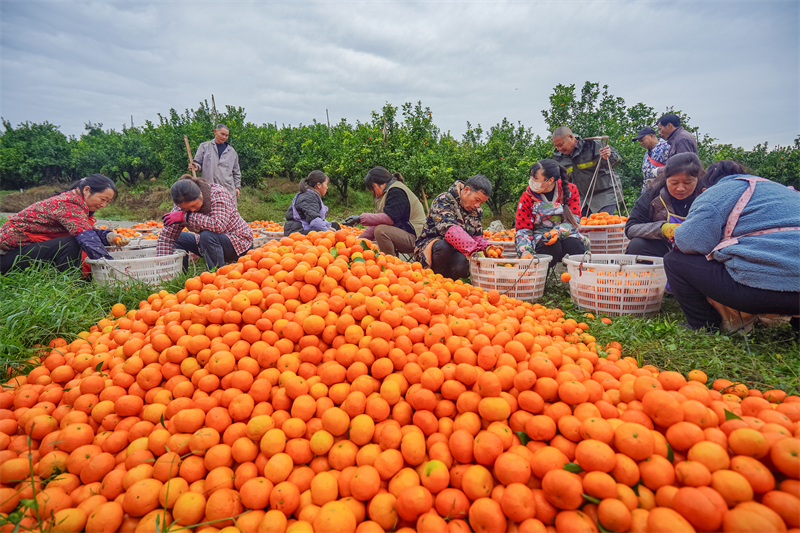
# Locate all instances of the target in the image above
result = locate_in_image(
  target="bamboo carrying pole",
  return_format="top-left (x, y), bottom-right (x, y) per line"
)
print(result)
top-left (184, 136), bottom-right (197, 178)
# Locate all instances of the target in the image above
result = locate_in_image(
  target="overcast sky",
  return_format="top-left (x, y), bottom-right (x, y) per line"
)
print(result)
top-left (1, 1), bottom-right (798, 149)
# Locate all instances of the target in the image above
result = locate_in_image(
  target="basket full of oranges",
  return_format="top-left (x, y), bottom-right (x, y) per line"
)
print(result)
top-left (483, 229), bottom-right (517, 257)
top-left (470, 247), bottom-right (552, 302)
top-left (562, 253), bottom-right (667, 316)
top-left (578, 212), bottom-right (630, 254)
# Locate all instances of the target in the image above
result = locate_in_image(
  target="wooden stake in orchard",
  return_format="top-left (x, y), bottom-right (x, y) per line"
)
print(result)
top-left (184, 135), bottom-right (197, 179)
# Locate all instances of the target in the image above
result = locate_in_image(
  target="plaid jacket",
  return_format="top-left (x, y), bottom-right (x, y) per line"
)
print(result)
top-left (157, 184), bottom-right (253, 256)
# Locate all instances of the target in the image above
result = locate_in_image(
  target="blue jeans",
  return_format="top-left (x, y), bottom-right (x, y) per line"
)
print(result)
top-left (175, 231), bottom-right (247, 270)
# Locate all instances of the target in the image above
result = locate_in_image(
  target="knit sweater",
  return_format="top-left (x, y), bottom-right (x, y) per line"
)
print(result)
top-left (673, 175), bottom-right (800, 292)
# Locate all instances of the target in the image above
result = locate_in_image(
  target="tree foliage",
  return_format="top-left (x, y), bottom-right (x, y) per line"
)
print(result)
top-left (2, 84), bottom-right (797, 212)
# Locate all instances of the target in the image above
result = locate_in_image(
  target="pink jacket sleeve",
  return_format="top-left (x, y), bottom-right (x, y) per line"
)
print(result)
top-left (359, 226), bottom-right (376, 241)
top-left (445, 225), bottom-right (480, 256)
top-left (361, 212), bottom-right (393, 226)
top-left (473, 234), bottom-right (489, 249)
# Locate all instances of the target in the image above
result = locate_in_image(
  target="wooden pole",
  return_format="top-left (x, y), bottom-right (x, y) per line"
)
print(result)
top-left (421, 187), bottom-right (430, 214)
top-left (211, 95), bottom-right (218, 125)
top-left (184, 136), bottom-right (197, 178)
top-left (326, 109), bottom-right (331, 136)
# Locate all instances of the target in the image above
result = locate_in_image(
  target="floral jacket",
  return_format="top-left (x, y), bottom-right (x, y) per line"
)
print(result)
top-left (514, 181), bottom-right (588, 256)
top-left (0, 188), bottom-right (112, 259)
top-left (414, 181), bottom-right (487, 268)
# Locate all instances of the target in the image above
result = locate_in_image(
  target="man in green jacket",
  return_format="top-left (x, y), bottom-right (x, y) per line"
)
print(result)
top-left (551, 126), bottom-right (622, 216)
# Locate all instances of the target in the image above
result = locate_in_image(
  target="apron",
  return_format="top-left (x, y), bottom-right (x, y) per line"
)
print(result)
top-left (706, 176), bottom-right (800, 261)
top-left (660, 196), bottom-right (687, 225)
top-left (291, 192), bottom-right (328, 232)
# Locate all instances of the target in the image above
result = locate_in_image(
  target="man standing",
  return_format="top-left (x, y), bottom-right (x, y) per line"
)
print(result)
top-left (633, 126), bottom-right (669, 191)
top-left (552, 126), bottom-right (622, 216)
top-left (189, 124), bottom-right (242, 201)
top-left (655, 113), bottom-right (698, 178)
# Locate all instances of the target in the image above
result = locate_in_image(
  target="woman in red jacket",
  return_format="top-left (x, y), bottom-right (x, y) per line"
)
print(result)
top-left (0, 174), bottom-right (125, 274)
top-left (514, 159), bottom-right (588, 264)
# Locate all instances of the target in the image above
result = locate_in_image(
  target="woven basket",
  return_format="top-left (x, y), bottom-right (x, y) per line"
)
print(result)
top-left (470, 255), bottom-right (552, 302)
top-left (87, 250), bottom-right (186, 288)
top-left (562, 253), bottom-right (667, 317)
top-left (579, 223), bottom-right (630, 254)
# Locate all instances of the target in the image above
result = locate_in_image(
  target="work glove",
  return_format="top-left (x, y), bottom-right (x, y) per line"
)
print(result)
top-left (106, 232), bottom-right (131, 247)
top-left (343, 215), bottom-right (361, 226)
top-left (163, 211), bottom-right (186, 226)
top-left (543, 230), bottom-right (559, 246)
top-left (331, 222), bottom-right (342, 231)
top-left (472, 251), bottom-right (486, 258)
top-left (661, 223), bottom-right (680, 239)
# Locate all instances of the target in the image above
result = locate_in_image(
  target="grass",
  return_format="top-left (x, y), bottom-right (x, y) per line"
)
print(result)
top-left (0, 261), bottom-right (203, 378)
top-left (537, 272), bottom-right (799, 394)
top-left (2, 178), bottom-right (379, 224)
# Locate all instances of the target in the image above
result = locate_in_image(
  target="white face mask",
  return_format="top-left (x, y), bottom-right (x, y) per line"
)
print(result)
top-left (529, 177), bottom-right (546, 193)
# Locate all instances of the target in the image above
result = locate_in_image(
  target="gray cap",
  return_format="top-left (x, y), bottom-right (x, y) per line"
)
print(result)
top-left (633, 127), bottom-right (656, 141)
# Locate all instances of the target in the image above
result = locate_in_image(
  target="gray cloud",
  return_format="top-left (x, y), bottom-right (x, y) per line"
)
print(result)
top-left (2, 0), bottom-right (797, 148)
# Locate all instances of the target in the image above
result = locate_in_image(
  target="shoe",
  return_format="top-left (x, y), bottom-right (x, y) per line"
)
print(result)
top-left (677, 322), bottom-right (718, 335)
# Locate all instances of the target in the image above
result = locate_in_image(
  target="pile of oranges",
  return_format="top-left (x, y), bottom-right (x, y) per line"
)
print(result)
top-left (483, 230), bottom-right (515, 242)
top-left (249, 222), bottom-right (284, 233)
top-left (132, 221), bottom-right (164, 231)
top-left (485, 246), bottom-right (504, 259)
top-left (1, 229), bottom-right (798, 533)
top-left (579, 213), bottom-right (628, 227)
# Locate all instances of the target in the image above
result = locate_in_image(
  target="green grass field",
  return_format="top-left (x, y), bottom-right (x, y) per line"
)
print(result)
top-left (1, 259), bottom-right (796, 394)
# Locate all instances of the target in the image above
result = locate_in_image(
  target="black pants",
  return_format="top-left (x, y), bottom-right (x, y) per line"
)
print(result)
top-left (536, 236), bottom-right (586, 266)
top-left (430, 240), bottom-right (470, 280)
top-left (664, 249), bottom-right (800, 331)
top-left (626, 237), bottom-right (672, 258)
top-left (176, 231), bottom-right (247, 271)
top-left (1, 236), bottom-right (81, 274)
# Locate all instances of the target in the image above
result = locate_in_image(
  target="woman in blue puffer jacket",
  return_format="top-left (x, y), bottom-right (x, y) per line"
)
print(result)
top-left (664, 160), bottom-right (800, 332)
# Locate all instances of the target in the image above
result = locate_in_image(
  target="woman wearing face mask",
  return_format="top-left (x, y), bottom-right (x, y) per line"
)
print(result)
top-left (342, 167), bottom-right (426, 257)
top-left (514, 159), bottom-right (588, 264)
top-left (157, 175), bottom-right (253, 270)
top-left (284, 171), bottom-right (340, 236)
top-left (624, 153), bottom-right (705, 257)
top-left (0, 174), bottom-right (127, 274)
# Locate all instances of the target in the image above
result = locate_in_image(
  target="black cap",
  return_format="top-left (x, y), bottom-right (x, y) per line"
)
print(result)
top-left (633, 127), bottom-right (656, 141)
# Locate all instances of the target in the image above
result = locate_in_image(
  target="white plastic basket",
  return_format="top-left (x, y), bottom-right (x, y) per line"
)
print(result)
top-left (562, 253), bottom-right (667, 317)
top-left (488, 240), bottom-right (517, 257)
top-left (130, 227), bottom-right (161, 237)
top-left (578, 223), bottom-right (630, 254)
top-left (470, 255), bottom-right (552, 303)
top-left (87, 250), bottom-right (186, 288)
top-left (101, 247), bottom-right (158, 259)
top-left (110, 237), bottom-right (158, 250)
